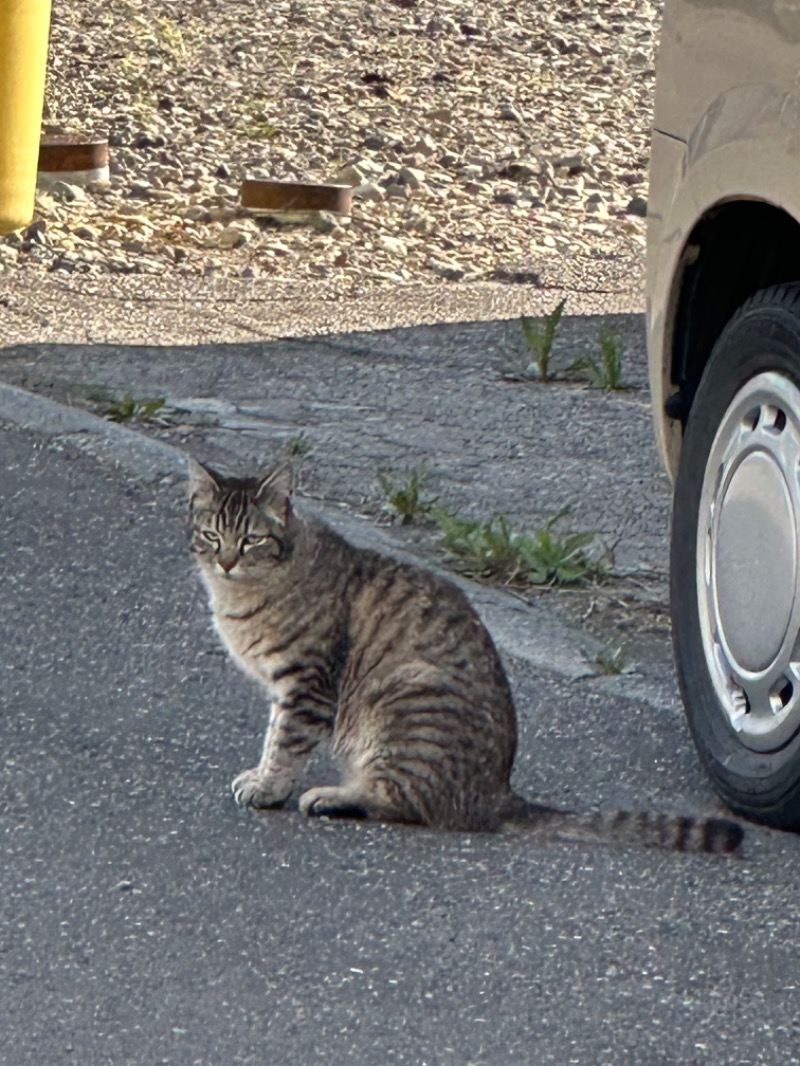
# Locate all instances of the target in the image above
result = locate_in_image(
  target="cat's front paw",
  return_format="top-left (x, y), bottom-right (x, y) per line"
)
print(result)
top-left (231, 768), bottom-right (289, 810)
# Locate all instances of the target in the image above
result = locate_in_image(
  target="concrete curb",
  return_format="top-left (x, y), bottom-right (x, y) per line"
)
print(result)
top-left (0, 382), bottom-right (186, 481)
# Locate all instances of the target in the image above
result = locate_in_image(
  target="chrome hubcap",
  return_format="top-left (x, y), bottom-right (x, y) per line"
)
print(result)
top-left (698, 372), bottom-right (800, 751)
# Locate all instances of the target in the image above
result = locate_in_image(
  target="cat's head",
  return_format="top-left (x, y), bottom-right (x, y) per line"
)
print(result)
top-left (188, 459), bottom-right (295, 580)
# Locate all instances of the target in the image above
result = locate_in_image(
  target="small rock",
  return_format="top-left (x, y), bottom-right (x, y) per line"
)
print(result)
top-left (51, 181), bottom-right (88, 203)
top-left (426, 256), bottom-right (464, 280)
top-left (551, 152), bottom-right (584, 171)
top-left (499, 104), bottom-right (524, 123)
top-left (625, 195), bottom-right (648, 217)
top-left (396, 166), bottom-right (426, 190)
top-left (414, 134), bottom-right (438, 158)
top-left (337, 163), bottom-right (369, 187)
top-left (384, 183), bottom-right (409, 199)
top-left (147, 188), bottom-right (182, 203)
top-left (217, 224), bottom-right (249, 249)
top-left (378, 234), bottom-right (407, 256)
top-left (460, 164), bottom-right (484, 181)
top-left (127, 181), bottom-right (153, 199)
top-left (182, 205), bottom-right (212, 223)
top-left (310, 210), bottom-right (339, 234)
top-left (134, 131), bottom-right (167, 149)
top-left (498, 161), bottom-right (539, 183)
top-left (105, 257), bottom-right (141, 274)
top-left (108, 128), bottom-right (132, 147)
top-left (352, 182), bottom-right (383, 203)
top-left (493, 189), bottom-right (518, 205)
top-left (47, 253), bottom-right (79, 272)
top-left (363, 132), bottom-right (388, 151)
top-left (73, 224), bottom-right (99, 241)
top-left (24, 219), bottom-right (47, 243)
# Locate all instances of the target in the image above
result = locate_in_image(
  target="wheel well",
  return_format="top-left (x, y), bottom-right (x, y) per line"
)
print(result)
top-left (669, 201), bottom-right (800, 423)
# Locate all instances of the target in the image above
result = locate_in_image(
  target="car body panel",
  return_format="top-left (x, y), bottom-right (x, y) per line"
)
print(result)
top-left (647, 0), bottom-right (800, 478)
top-left (653, 0), bottom-right (800, 142)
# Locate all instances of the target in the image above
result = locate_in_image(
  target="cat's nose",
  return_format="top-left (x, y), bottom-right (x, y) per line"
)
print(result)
top-left (216, 554), bottom-right (238, 574)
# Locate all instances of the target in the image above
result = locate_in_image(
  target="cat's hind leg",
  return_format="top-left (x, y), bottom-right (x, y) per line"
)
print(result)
top-left (299, 770), bottom-right (426, 824)
top-left (298, 785), bottom-right (370, 819)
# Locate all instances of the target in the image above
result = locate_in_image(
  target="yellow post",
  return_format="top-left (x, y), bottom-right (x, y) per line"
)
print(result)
top-left (0, 0), bottom-right (52, 234)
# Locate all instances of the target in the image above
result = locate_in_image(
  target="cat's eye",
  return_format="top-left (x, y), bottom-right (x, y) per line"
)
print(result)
top-left (200, 529), bottom-right (221, 545)
top-left (241, 534), bottom-right (269, 551)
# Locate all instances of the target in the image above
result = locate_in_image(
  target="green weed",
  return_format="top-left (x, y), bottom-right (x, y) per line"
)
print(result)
top-left (591, 644), bottom-right (628, 676)
top-left (512, 298), bottom-right (567, 382)
top-left (285, 432), bottom-right (311, 457)
top-left (434, 506), bottom-right (604, 587)
top-left (241, 108), bottom-right (281, 140)
top-left (378, 469), bottom-right (436, 525)
top-left (94, 391), bottom-right (166, 423)
top-left (568, 330), bottom-right (627, 391)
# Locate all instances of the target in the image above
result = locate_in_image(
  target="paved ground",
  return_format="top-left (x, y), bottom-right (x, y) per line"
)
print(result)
top-left (0, 308), bottom-right (668, 661)
top-left (2, 318), bottom-right (800, 1064)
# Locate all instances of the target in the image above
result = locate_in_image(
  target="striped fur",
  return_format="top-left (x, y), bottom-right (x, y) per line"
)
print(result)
top-left (190, 459), bottom-right (516, 831)
top-left (501, 797), bottom-right (744, 856)
top-left (189, 460), bottom-right (745, 854)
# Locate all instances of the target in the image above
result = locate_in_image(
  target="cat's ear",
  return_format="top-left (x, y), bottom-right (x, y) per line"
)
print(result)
top-left (256, 463), bottom-right (293, 499)
top-left (255, 463), bottom-right (294, 525)
top-left (188, 458), bottom-right (221, 499)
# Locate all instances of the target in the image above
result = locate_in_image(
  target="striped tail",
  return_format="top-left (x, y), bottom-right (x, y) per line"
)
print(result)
top-left (597, 808), bottom-right (744, 855)
top-left (501, 794), bottom-right (744, 856)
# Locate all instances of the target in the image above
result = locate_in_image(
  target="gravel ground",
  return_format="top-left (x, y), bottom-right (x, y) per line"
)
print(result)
top-left (1, 1), bottom-right (659, 344)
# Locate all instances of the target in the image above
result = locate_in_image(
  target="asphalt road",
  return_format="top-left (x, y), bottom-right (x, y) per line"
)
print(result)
top-left (3, 415), bottom-right (800, 1066)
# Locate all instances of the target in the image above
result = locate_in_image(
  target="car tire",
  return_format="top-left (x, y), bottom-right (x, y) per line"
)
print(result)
top-left (672, 283), bottom-right (800, 829)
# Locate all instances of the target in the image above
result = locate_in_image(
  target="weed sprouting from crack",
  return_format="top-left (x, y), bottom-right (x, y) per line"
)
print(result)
top-left (285, 432), bottom-right (311, 458)
top-left (433, 505), bottom-right (606, 587)
top-left (567, 330), bottom-right (628, 391)
top-left (507, 298), bottom-right (567, 382)
top-left (378, 469), bottom-right (437, 525)
top-left (90, 389), bottom-right (167, 423)
top-left (590, 644), bottom-right (630, 676)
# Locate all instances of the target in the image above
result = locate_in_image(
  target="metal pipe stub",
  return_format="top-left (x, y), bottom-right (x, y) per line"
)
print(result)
top-left (37, 134), bottom-right (110, 189)
top-left (240, 178), bottom-right (352, 215)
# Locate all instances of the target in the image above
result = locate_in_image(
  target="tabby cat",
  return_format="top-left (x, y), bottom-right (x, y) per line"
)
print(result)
top-left (189, 459), bottom-right (743, 854)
